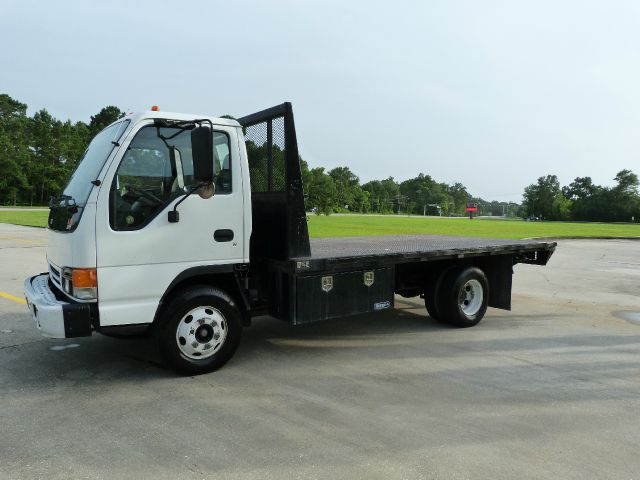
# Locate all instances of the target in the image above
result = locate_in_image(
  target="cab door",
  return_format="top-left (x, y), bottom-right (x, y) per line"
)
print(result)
top-left (94, 120), bottom-right (245, 327)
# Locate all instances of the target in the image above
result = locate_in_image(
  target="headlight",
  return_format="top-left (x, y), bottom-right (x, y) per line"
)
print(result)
top-left (61, 267), bottom-right (97, 301)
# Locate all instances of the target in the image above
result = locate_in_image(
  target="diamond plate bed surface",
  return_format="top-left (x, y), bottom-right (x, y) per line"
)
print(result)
top-left (305, 235), bottom-right (551, 260)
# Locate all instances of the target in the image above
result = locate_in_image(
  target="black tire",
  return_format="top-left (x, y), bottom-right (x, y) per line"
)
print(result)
top-left (423, 268), bottom-right (452, 321)
top-left (156, 285), bottom-right (242, 375)
top-left (438, 267), bottom-right (489, 328)
top-left (423, 280), bottom-right (441, 320)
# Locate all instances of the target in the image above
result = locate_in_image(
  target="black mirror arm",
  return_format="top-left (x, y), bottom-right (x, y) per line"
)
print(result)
top-left (168, 182), bottom-right (205, 223)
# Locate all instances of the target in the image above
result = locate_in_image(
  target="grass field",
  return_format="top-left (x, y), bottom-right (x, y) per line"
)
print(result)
top-left (306, 214), bottom-right (640, 239)
top-left (1, 210), bottom-right (639, 239)
top-left (0, 205), bottom-right (48, 209)
top-left (0, 210), bottom-right (49, 228)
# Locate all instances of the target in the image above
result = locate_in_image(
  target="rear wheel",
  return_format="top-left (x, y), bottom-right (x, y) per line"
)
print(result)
top-left (423, 280), bottom-right (441, 320)
top-left (157, 285), bottom-right (242, 375)
top-left (438, 267), bottom-right (489, 328)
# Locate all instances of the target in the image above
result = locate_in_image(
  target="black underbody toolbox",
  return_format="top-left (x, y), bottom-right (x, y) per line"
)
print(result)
top-left (294, 267), bottom-right (394, 324)
top-left (268, 266), bottom-right (394, 325)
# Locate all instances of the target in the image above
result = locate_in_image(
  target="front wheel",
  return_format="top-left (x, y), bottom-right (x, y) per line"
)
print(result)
top-left (438, 267), bottom-right (489, 328)
top-left (157, 285), bottom-right (242, 375)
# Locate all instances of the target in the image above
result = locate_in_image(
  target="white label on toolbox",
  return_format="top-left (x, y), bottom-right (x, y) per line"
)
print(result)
top-left (364, 271), bottom-right (374, 287)
top-left (374, 301), bottom-right (391, 310)
top-left (321, 276), bottom-right (333, 292)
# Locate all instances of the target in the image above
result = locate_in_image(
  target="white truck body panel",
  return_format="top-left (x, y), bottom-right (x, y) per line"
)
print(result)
top-left (46, 201), bottom-right (97, 272)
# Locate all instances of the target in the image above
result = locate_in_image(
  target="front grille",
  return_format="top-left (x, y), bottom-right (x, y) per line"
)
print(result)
top-left (48, 261), bottom-right (63, 291)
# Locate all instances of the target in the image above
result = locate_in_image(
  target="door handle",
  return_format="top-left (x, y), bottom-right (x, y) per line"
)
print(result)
top-left (214, 229), bottom-right (234, 242)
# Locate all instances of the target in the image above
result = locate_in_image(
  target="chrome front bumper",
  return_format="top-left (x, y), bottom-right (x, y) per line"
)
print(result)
top-left (24, 274), bottom-right (93, 338)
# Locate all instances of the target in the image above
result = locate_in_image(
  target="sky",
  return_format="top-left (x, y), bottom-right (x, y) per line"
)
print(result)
top-left (1, 0), bottom-right (639, 202)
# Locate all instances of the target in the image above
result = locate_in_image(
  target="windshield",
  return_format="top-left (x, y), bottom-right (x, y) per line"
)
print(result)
top-left (63, 120), bottom-right (130, 205)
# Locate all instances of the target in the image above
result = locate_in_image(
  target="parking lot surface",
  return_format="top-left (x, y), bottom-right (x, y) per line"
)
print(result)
top-left (1, 223), bottom-right (639, 479)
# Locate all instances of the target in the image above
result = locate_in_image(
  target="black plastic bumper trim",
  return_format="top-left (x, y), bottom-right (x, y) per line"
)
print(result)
top-left (62, 303), bottom-right (94, 337)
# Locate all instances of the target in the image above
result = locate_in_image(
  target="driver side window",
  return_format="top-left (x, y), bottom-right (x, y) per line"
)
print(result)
top-left (111, 125), bottom-right (196, 230)
top-left (111, 124), bottom-right (233, 230)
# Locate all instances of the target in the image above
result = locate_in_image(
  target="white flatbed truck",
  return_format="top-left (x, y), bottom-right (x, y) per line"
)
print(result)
top-left (24, 103), bottom-right (555, 374)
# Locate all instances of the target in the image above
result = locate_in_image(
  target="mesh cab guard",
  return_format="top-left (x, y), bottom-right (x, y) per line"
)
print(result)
top-left (239, 103), bottom-right (311, 261)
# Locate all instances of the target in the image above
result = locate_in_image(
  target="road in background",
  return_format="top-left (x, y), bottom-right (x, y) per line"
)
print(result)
top-left (1, 224), bottom-right (639, 479)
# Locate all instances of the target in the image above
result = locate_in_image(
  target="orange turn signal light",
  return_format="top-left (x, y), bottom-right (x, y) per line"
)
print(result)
top-left (72, 268), bottom-right (97, 288)
top-left (151, 105), bottom-right (160, 111)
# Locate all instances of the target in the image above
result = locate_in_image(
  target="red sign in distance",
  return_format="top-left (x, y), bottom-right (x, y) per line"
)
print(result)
top-left (466, 207), bottom-right (478, 212)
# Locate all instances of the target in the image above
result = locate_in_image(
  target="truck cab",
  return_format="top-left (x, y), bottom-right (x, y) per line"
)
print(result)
top-left (25, 109), bottom-right (255, 369)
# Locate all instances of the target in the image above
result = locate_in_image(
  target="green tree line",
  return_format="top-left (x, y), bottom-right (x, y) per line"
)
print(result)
top-left (0, 92), bottom-right (515, 216)
top-left (0, 94), bottom-right (123, 205)
top-left (5, 92), bottom-right (636, 222)
top-left (12, 92), bottom-right (633, 223)
top-left (300, 163), bottom-right (516, 217)
top-left (520, 172), bottom-right (640, 223)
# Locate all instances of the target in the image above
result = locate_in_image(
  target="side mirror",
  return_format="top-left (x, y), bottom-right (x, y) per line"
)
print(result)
top-left (191, 125), bottom-right (214, 183)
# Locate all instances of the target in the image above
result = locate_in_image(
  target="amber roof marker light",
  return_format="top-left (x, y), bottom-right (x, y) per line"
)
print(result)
top-left (151, 105), bottom-right (160, 111)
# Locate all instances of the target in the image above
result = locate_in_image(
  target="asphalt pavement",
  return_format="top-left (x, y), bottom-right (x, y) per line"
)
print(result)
top-left (0, 223), bottom-right (639, 480)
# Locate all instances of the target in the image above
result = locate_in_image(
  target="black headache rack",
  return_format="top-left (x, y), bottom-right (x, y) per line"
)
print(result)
top-left (238, 103), bottom-right (311, 261)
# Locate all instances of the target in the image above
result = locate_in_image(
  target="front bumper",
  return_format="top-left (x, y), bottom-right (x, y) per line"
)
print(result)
top-left (24, 274), bottom-right (94, 338)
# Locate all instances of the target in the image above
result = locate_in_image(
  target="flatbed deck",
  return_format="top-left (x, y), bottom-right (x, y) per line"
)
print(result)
top-left (242, 104), bottom-right (557, 329)
top-left (287, 235), bottom-right (556, 273)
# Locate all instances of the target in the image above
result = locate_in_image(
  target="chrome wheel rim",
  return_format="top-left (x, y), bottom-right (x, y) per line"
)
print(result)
top-left (176, 306), bottom-right (227, 360)
top-left (459, 279), bottom-right (483, 317)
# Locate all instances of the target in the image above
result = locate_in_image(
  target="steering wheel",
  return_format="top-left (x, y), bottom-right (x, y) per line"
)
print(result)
top-left (127, 185), bottom-right (163, 205)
